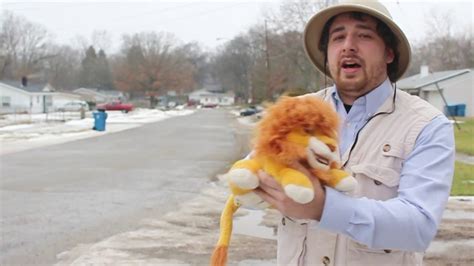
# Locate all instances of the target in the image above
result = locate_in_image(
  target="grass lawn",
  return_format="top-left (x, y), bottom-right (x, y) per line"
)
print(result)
top-left (454, 117), bottom-right (474, 155)
top-left (451, 161), bottom-right (474, 196)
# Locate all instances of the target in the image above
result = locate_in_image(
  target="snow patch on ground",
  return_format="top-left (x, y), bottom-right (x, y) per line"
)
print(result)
top-left (0, 108), bottom-right (195, 155)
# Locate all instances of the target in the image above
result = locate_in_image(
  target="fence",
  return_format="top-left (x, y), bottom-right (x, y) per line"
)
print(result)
top-left (0, 108), bottom-right (88, 128)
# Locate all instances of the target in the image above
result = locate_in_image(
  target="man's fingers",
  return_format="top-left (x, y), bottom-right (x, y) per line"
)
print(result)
top-left (254, 188), bottom-right (279, 207)
top-left (290, 161), bottom-right (322, 186)
top-left (257, 170), bottom-right (283, 192)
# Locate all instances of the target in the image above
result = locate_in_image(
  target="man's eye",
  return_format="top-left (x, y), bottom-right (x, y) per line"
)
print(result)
top-left (332, 35), bottom-right (344, 41)
top-left (359, 34), bottom-right (372, 39)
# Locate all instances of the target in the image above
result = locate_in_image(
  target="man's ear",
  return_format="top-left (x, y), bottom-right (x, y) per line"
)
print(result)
top-left (385, 48), bottom-right (395, 64)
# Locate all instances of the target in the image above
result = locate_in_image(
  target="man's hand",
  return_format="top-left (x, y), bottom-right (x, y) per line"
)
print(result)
top-left (253, 164), bottom-right (326, 221)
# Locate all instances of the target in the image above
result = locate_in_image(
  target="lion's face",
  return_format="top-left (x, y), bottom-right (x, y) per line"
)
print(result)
top-left (286, 130), bottom-right (340, 171)
top-left (255, 96), bottom-right (341, 168)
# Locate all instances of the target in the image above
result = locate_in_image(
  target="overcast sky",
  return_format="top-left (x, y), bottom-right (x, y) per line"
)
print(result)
top-left (1, 0), bottom-right (472, 53)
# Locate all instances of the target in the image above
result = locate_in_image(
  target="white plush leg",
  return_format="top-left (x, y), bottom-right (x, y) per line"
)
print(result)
top-left (334, 175), bottom-right (357, 192)
top-left (226, 169), bottom-right (259, 189)
top-left (235, 192), bottom-right (270, 209)
top-left (284, 185), bottom-right (314, 204)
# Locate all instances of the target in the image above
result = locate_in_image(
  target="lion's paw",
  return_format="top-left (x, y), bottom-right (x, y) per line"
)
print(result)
top-left (235, 192), bottom-right (270, 209)
top-left (334, 175), bottom-right (357, 192)
top-left (284, 185), bottom-right (314, 204)
top-left (226, 168), bottom-right (259, 189)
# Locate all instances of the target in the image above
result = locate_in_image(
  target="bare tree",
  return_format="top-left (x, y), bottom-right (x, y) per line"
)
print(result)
top-left (113, 32), bottom-right (197, 99)
top-left (43, 44), bottom-right (81, 90)
top-left (91, 30), bottom-right (112, 52)
top-left (0, 11), bottom-right (54, 79)
top-left (407, 8), bottom-right (473, 76)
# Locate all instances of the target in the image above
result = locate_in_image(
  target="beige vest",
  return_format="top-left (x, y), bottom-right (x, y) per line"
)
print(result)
top-left (277, 88), bottom-right (442, 266)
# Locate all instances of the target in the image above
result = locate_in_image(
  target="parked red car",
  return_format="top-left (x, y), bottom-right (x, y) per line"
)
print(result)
top-left (96, 101), bottom-right (134, 113)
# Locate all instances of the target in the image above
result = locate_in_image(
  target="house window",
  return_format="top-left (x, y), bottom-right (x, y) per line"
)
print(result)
top-left (2, 96), bottom-right (11, 107)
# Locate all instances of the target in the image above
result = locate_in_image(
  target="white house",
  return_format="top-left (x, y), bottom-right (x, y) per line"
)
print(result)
top-left (0, 79), bottom-right (84, 114)
top-left (398, 67), bottom-right (473, 117)
top-left (74, 88), bottom-right (124, 103)
top-left (52, 93), bottom-right (84, 109)
top-left (188, 89), bottom-right (235, 106)
top-left (0, 80), bottom-right (56, 114)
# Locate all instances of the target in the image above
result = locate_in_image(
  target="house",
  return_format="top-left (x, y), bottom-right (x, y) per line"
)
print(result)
top-left (188, 89), bottom-right (235, 106)
top-left (0, 78), bottom-right (83, 114)
top-left (74, 88), bottom-right (124, 103)
top-left (398, 67), bottom-right (473, 116)
top-left (0, 79), bottom-right (56, 114)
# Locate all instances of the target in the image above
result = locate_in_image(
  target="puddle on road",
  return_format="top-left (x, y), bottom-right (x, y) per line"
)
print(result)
top-left (233, 209), bottom-right (276, 240)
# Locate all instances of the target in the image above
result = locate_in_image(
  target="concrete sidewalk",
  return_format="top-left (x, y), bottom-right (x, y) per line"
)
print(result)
top-left (54, 182), bottom-right (474, 265)
top-left (456, 152), bottom-right (474, 165)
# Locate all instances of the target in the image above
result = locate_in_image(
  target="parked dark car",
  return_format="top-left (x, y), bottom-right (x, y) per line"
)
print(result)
top-left (240, 106), bottom-right (261, 116)
top-left (96, 101), bottom-right (134, 113)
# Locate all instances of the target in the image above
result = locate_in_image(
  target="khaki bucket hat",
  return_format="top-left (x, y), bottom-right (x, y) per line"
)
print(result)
top-left (303, 0), bottom-right (411, 81)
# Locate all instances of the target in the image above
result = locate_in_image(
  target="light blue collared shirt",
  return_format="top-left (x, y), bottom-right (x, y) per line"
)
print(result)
top-left (317, 78), bottom-right (455, 251)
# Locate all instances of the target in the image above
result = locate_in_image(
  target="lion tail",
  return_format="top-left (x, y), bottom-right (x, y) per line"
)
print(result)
top-left (210, 195), bottom-right (240, 266)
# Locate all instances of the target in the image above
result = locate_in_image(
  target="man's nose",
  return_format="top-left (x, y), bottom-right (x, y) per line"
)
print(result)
top-left (342, 35), bottom-right (357, 53)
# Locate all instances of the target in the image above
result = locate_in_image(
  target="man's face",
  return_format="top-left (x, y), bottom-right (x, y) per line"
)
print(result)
top-left (327, 13), bottom-right (394, 103)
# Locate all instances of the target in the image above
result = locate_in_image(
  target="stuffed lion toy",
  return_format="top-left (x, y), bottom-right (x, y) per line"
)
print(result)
top-left (211, 96), bottom-right (357, 266)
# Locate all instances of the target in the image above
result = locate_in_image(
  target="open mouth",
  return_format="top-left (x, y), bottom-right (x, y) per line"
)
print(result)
top-left (341, 60), bottom-right (362, 73)
top-left (342, 62), bottom-right (362, 73)
top-left (342, 62), bottom-right (361, 69)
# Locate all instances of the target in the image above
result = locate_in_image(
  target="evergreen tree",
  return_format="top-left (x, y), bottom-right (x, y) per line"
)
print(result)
top-left (96, 49), bottom-right (114, 90)
top-left (79, 46), bottom-right (98, 88)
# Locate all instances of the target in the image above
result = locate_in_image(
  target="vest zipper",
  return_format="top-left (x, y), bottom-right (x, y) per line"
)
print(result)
top-left (298, 236), bottom-right (307, 266)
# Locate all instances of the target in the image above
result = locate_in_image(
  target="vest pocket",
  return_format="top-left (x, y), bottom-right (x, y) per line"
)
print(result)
top-left (277, 216), bottom-right (308, 265)
top-left (379, 141), bottom-right (405, 170)
top-left (350, 164), bottom-right (400, 200)
top-left (347, 238), bottom-right (405, 265)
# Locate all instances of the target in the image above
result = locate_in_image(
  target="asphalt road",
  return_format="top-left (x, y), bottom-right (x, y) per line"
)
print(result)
top-left (0, 109), bottom-right (249, 265)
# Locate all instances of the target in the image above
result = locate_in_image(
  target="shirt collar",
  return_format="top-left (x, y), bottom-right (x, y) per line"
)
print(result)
top-left (330, 78), bottom-right (393, 116)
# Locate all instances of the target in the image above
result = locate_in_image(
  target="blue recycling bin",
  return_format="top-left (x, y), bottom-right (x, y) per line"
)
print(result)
top-left (456, 104), bottom-right (466, 117)
top-left (445, 105), bottom-right (457, 116)
top-left (445, 104), bottom-right (467, 117)
top-left (93, 110), bottom-right (108, 131)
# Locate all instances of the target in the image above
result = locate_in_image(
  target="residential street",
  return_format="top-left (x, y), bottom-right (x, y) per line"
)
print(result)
top-left (0, 108), bottom-right (250, 265)
top-left (1, 108), bottom-right (473, 265)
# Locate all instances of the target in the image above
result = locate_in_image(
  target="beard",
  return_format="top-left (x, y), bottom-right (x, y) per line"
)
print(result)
top-left (329, 59), bottom-right (387, 100)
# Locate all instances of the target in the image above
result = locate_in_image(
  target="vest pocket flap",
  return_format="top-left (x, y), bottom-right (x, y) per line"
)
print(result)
top-left (380, 141), bottom-right (405, 158)
top-left (351, 164), bottom-right (400, 187)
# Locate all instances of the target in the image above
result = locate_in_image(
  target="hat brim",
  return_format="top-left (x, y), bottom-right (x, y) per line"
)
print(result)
top-left (303, 3), bottom-right (411, 81)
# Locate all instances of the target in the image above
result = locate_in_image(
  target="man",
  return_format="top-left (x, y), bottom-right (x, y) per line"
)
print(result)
top-left (254, 0), bottom-right (455, 265)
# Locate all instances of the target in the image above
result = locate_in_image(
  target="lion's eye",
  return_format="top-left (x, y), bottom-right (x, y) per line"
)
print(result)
top-left (303, 127), bottom-right (313, 134)
top-left (327, 144), bottom-right (336, 152)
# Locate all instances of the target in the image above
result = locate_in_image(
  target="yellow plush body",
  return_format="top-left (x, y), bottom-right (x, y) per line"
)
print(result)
top-left (211, 96), bottom-right (357, 266)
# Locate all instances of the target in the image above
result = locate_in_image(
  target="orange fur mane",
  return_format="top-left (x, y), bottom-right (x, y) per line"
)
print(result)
top-left (254, 96), bottom-right (340, 165)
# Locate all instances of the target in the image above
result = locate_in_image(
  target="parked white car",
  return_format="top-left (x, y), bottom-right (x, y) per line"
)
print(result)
top-left (57, 101), bottom-right (89, 112)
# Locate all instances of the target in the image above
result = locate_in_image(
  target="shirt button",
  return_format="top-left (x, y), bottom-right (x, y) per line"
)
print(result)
top-left (322, 256), bottom-right (330, 265)
top-left (383, 144), bottom-right (391, 152)
top-left (374, 180), bottom-right (382, 185)
top-left (281, 217), bottom-right (286, 226)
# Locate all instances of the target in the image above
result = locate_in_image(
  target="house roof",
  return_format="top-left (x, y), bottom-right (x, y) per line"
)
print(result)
top-left (397, 69), bottom-right (471, 90)
top-left (1, 79), bottom-right (52, 93)
top-left (189, 88), bottom-right (235, 97)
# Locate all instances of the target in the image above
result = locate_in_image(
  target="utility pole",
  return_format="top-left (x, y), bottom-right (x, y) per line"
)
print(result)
top-left (264, 20), bottom-right (272, 100)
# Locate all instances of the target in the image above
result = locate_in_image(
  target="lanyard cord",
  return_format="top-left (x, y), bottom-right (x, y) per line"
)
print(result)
top-left (341, 84), bottom-right (398, 168)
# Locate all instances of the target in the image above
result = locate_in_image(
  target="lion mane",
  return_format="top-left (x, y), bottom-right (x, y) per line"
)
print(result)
top-left (254, 96), bottom-right (340, 166)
